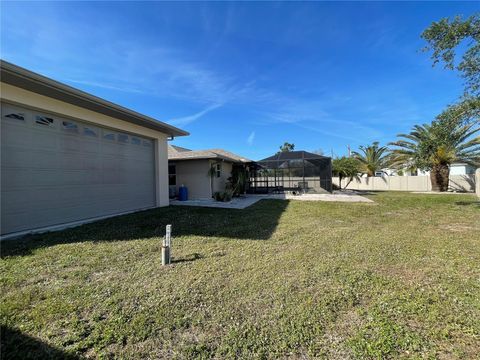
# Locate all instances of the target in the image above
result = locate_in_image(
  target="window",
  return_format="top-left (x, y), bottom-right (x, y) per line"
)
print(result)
top-left (466, 166), bottom-right (475, 175)
top-left (62, 121), bottom-right (79, 133)
top-left (131, 137), bottom-right (141, 145)
top-left (84, 127), bottom-right (97, 137)
top-left (215, 163), bottom-right (221, 178)
top-left (4, 113), bottom-right (25, 121)
top-left (142, 139), bottom-right (152, 147)
top-left (103, 132), bottom-right (115, 141)
top-left (117, 133), bottom-right (129, 143)
top-left (35, 115), bottom-right (54, 126)
top-left (168, 165), bottom-right (176, 186)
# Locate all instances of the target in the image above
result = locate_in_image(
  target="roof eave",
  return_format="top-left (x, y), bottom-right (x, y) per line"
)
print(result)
top-left (0, 60), bottom-right (189, 137)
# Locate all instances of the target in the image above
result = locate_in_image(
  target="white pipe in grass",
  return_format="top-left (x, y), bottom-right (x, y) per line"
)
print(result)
top-left (162, 224), bottom-right (172, 265)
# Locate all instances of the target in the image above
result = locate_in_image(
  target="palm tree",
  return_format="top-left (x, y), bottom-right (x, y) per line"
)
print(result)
top-left (332, 156), bottom-right (360, 189)
top-left (352, 142), bottom-right (390, 177)
top-left (389, 121), bottom-right (480, 191)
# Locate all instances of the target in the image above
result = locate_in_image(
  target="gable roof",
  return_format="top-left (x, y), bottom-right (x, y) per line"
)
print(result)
top-left (257, 150), bottom-right (331, 169)
top-left (0, 60), bottom-right (189, 137)
top-left (259, 150), bottom-right (330, 162)
top-left (170, 145), bottom-right (192, 153)
top-left (168, 145), bottom-right (252, 163)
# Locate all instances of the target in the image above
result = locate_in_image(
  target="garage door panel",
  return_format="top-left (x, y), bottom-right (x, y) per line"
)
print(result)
top-left (81, 140), bottom-right (101, 154)
top-left (84, 171), bottom-right (104, 185)
top-left (31, 150), bottom-right (60, 169)
top-left (1, 190), bottom-right (30, 213)
top-left (58, 152), bottom-right (87, 170)
top-left (1, 103), bottom-right (157, 235)
top-left (1, 146), bottom-right (32, 168)
top-left (1, 123), bottom-right (32, 148)
top-left (1, 211), bottom-right (31, 234)
top-left (1, 168), bottom-right (32, 189)
top-left (59, 136), bottom-right (85, 152)
top-left (30, 127), bottom-right (59, 150)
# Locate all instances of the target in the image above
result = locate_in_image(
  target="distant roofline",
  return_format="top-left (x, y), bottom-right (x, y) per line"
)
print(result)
top-left (0, 60), bottom-right (189, 137)
top-left (168, 145), bottom-right (253, 163)
top-left (258, 150), bottom-right (331, 162)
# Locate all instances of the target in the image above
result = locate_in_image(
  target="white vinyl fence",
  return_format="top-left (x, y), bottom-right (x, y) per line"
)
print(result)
top-left (333, 175), bottom-right (475, 192)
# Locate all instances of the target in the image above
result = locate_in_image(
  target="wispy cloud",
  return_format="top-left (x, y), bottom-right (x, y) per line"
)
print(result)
top-left (168, 103), bottom-right (223, 127)
top-left (247, 131), bottom-right (255, 146)
top-left (65, 79), bottom-right (145, 94)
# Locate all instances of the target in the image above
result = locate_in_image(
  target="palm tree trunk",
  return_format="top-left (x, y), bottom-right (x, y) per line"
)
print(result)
top-left (430, 164), bottom-right (450, 192)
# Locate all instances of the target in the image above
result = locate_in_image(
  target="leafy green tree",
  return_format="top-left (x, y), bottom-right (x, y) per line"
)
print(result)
top-left (332, 157), bottom-right (360, 189)
top-left (422, 14), bottom-right (480, 126)
top-left (422, 14), bottom-right (479, 96)
top-left (352, 142), bottom-right (390, 177)
top-left (279, 142), bottom-right (295, 152)
top-left (389, 121), bottom-right (480, 191)
top-left (436, 96), bottom-right (480, 127)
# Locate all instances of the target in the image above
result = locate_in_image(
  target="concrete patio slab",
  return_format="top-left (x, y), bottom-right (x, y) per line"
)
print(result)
top-left (170, 196), bottom-right (263, 209)
top-left (170, 192), bottom-right (373, 209)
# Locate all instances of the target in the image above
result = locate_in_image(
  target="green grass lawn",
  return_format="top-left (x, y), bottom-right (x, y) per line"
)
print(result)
top-left (1, 192), bottom-right (479, 359)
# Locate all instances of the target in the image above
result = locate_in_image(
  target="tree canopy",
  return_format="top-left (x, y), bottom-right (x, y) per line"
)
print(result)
top-left (389, 121), bottom-right (480, 191)
top-left (352, 142), bottom-right (390, 177)
top-left (279, 142), bottom-right (295, 152)
top-left (422, 14), bottom-right (480, 97)
top-left (422, 14), bottom-right (480, 127)
top-left (332, 156), bottom-right (360, 189)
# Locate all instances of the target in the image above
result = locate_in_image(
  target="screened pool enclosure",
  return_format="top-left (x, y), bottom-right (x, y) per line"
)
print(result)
top-left (249, 151), bottom-right (332, 194)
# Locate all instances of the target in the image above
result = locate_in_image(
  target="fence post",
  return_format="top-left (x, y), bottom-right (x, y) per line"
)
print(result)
top-left (476, 169), bottom-right (480, 198)
top-left (162, 225), bottom-right (172, 265)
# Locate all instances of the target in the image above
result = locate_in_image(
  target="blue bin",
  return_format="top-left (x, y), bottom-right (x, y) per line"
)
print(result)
top-left (178, 185), bottom-right (188, 201)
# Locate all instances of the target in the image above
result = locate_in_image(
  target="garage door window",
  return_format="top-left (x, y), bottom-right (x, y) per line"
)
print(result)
top-left (4, 113), bottom-right (25, 121)
top-left (103, 131), bottom-right (115, 141)
top-left (35, 115), bottom-right (54, 127)
top-left (118, 133), bottom-right (129, 143)
top-left (62, 121), bottom-right (79, 133)
top-left (131, 137), bottom-right (141, 145)
top-left (143, 139), bottom-right (152, 147)
top-left (84, 127), bottom-right (98, 137)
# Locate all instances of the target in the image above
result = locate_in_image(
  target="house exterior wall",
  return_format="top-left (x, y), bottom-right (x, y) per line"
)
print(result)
top-left (1, 83), bottom-right (170, 207)
top-left (212, 160), bottom-right (232, 194)
top-left (174, 160), bottom-right (212, 200)
top-left (169, 159), bottom-right (235, 200)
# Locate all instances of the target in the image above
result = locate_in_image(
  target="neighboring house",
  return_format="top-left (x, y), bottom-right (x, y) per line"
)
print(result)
top-left (0, 61), bottom-right (188, 237)
top-left (168, 145), bottom-right (252, 199)
top-left (389, 163), bottom-right (476, 176)
top-left (449, 163), bottom-right (476, 175)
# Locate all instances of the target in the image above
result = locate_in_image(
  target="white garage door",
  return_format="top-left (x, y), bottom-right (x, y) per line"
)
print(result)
top-left (1, 103), bottom-right (156, 235)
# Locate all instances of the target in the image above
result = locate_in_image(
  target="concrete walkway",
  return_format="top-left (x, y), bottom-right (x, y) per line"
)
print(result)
top-left (170, 191), bottom-right (373, 209)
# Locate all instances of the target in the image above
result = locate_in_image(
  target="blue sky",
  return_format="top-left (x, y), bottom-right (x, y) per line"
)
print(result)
top-left (1, 1), bottom-right (478, 159)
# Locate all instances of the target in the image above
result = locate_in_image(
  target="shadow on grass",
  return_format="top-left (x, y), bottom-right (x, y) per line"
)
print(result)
top-left (172, 252), bottom-right (204, 264)
top-left (454, 201), bottom-right (480, 208)
top-left (1, 325), bottom-right (79, 360)
top-left (1, 199), bottom-right (290, 258)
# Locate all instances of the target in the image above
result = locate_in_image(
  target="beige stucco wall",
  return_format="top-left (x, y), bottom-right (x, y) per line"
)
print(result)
top-left (1, 82), bottom-right (171, 207)
top-left (174, 160), bottom-right (212, 200)
top-left (171, 159), bottom-right (234, 200)
top-left (212, 160), bottom-right (232, 194)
